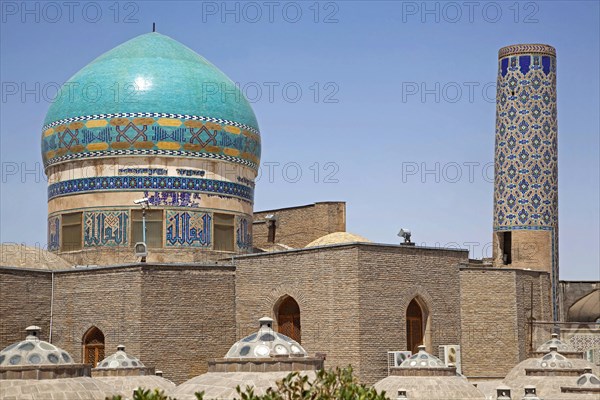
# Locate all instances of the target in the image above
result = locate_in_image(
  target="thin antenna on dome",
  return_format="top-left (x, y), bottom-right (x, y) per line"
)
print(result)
top-left (152, 22), bottom-right (156, 32)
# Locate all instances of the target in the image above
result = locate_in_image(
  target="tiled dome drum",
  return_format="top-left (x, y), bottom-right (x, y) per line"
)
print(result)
top-left (42, 33), bottom-right (260, 264)
top-left (0, 326), bottom-right (73, 367)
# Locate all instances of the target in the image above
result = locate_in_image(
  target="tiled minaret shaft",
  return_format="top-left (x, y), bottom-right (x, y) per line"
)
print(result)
top-left (493, 44), bottom-right (559, 320)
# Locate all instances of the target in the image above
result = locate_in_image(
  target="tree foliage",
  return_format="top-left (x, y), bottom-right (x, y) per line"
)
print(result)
top-left (107, 366), bottom-right (388, 400)
top-left (236, 366), bottom-right (388, 400)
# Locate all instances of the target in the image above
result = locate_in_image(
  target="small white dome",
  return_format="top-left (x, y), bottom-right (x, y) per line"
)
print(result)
top-left (400, 346), bottom-right (446, 369)
top-left (536, 333), bottom-right (576, 353)
top-left (225, 317), bottom-right (307, 358)
top-left (0, 326), bottom-right (73, 367)
top-left (95, 345), bottom-right (145, 369)
top-left (576, 369), bottom-right (600, 387)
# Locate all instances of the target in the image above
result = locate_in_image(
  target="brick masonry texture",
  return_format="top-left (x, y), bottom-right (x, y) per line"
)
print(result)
top-left (0, 264), bottom-right (236, 384)
top-left (0, 243), bottom-right (558, 385)
top-left (459, 266), bottom-right (551, 378)
top-left (139, 265), bottom-right (236, 383)
top-left (235, 246), bottom-right (362, 377)
top-left (234, 243), bottom-right (469, 384)
top-left (252, 202), bottom-right (346, 249)
top-left (0, 268), bottom-right (52, 349)
top-left (357, 245), bottom-right (467, 383)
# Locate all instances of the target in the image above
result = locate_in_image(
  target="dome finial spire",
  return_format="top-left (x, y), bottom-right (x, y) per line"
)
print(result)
top-left (152, 22), bottom-right (156, 32)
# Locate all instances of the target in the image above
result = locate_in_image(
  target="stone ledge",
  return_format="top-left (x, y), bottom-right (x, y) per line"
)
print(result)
top-left (530, 351), bottom-right (584, 359)
top-left (525, 368), bottom-right (585, 376)
top-left (91, 366), bottom-right (155, 377)
top-left (0, 364), bottom-right (91, 380)
top-left (389, 367), bottom-right (457, 377)
top-left (208, 357), bottom-right (324, 373)
top-left (561, 386), bottom-right (600, 393)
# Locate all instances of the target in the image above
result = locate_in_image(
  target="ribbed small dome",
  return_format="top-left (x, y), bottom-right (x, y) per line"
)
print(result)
top-left (536, 333), bottom-right (576, 353)
top-left (538, 348), bottom-right (573, 369)
top-left (400, 346), bottom-right (446, 369)
top-left (225, 317), bottom-right (307, 358)
top-left (577, 369), bottom-right (600, 387)
top-left (0, 326), bottom-right (73, 367)
top-left (95, 345), bottom-right (145, 369)
top-left (501, 349), bottom-right (600, 400)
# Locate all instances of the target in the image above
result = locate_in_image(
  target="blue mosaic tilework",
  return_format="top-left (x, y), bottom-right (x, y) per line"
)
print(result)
top-left (84, 211), bottom-right (129, 247)
top-left (43, 112), bottom-right (259, 135)
top-left (236, 216), bottom-right (252, 250)
top-left (165, 210), bottom-right (211, 247)
top-left (144, 191), bottom-right (202, 208)
top-left (494, 51), bottom-right (557, 230)
top-left (48, 216), bottom-right (60, 251)
top-left (48, 176), bottom-right (253, 202)
top-left (43, 148), bottom-right (258, 171)
top-left (41, 113), bottom-right (260, 171)
top-left (495, 44), bottom-right (559, 320)
top-left (42, 33), bottom-right (261, 171)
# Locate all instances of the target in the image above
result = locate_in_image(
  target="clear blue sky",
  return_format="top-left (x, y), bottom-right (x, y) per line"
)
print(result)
top-left (1, 1), bottom-right (598, 280)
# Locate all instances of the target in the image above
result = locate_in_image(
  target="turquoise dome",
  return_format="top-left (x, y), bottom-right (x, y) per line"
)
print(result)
top-left (44, 32), bottom-right (258, 129)
top-left (42, 33), bottom-right (260, 171)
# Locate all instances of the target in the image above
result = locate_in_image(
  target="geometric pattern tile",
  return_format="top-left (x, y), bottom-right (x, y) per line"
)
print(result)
top-left (41, 113), bottom-right (261, 171)
top-left (494, 45), bottom-right (558, 231)
top-left (43, 148), bottom-right (258, 171)
top-left (48, 176), bottom-right (254, 202)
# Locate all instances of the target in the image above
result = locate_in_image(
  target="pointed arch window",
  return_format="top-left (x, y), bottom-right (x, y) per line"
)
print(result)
top-left (406, 299), bottom-right (424, 354)
top-left (82, 326), bottom-right (105, 367)
top-left (276, 296), bottom-right (301, 343)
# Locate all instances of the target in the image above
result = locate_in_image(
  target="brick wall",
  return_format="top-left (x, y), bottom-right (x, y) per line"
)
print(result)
top-left (492, 230), bottom-right (552, 272)
top-left (514, 269), bottom-right (552, 360)
top-left (139, 265), bottom-right (236, 383)
top-left (0, 268), bottom-right (52, 349)
top-left (357, 245), bottom-right (467, 383)
top-left (459, 268), bottom-right (518, 377)
top-left (459, 266), bottom-right (551, 378)
top-left (234, 243), bottom-right (468, 384)
top-left (48, 264), bottom-right (235, 384)
top-left (253, 202), bottom-right (346, 249)
top-left (51, 265), bottom-right (144, 366)
top-left (235, 246), bottom-right (362, 375)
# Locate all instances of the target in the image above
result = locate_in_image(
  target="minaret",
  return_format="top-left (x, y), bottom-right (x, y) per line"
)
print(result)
top-left (492, 44), bottom-right (559, 320)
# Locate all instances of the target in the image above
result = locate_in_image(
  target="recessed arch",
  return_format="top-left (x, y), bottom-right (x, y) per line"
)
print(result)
top-left (274, 295), bottom-right (302, 343)
top-left (406, 297), bottom-right (431, 354)
top-left (82, 326), bottom-right (105, 367)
